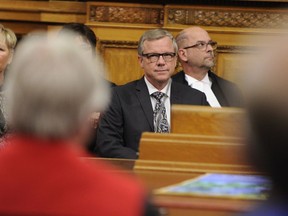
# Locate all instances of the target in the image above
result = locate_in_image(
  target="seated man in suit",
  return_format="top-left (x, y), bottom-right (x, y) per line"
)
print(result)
top-left (96, 28), bottom-right (208, 159)
top-left (172, 26), bottom-right (243, 107)
top-left (0, 32), bottom-right (158, 216)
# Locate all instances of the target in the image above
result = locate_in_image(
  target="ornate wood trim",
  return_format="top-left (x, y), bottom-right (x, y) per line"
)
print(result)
top-left (0, 1), bottom-right (86, 13)
top-left (216, 45), bottom-right (257, 54)
top-left (88, 3), bottom-right (164, 25)
top-left (99, 40), bottom-right (138, 52)
top-left (166, 6), bottom-right (288, 28)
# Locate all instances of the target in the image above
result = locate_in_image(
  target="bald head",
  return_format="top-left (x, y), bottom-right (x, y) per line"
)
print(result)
top-left (176, 27), bottom-right (215, 78)
top-left (176, 27), bottom-right (211, 48)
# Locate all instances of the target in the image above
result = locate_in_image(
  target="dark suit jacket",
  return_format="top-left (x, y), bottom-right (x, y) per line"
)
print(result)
top-left (172, 71), bottom-right (244, 107)
top-left (95, 77), bottom-right (208, 159)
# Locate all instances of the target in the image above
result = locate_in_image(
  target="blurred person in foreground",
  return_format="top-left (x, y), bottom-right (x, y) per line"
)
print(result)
top-left (0, 32), bottom-right (158, 216)
top-left (243, 35), bottom-right (288, 216)
top-left (0, 24), bottom-right (17, 137)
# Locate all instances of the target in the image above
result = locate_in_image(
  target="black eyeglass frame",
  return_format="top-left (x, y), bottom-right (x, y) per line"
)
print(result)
top-left (141, 52), bottom-right (176, 63)
top-left (183, 41), bottom-right (218, 51)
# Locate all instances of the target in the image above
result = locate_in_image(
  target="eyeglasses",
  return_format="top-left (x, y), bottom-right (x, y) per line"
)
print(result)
top-left (141, 52), bottom-right (176, 63)
top-left (183, 41), bottom-right (217, 51)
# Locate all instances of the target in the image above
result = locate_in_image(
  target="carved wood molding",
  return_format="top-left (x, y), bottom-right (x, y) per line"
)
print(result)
top-left (88, 3), bottom-right (163, 25)
top-left (99, 43), bottom-right (254, 51)
top-left (166, 6), bottom-right (288, 28)
top-left (100, 40), bottom-right (138, 47)
top-left (99, 40), bottom-right (138, 52)
top-left (216, 45), bottom-right (257, 53)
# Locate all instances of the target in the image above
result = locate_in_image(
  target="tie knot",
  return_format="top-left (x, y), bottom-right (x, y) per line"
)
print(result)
top-left (151, 91), bottom-right (166, 102)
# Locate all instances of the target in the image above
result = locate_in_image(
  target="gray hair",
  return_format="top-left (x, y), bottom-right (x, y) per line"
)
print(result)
top-left (0, 24), bottom-right (17, 50)
top-left (4, 31), bottom-right (110, 138)
top-left (137, 28), bottom-right (178, 55)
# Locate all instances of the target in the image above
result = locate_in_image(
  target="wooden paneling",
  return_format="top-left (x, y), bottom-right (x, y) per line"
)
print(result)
top-left (87, 2), bottom-right (288, 85)
top-left (0, 0), bottom-right (86, 35)
top-left (216, 52), bottom-right (253, 84)
top-left (138, 132), bottom-right (248, 166)
top-left (2, 1), bottom-right (288, 85)
top-left (99, 41), bottom-right (144, 84)
top-left (171, 105), bottom-right (245, 137)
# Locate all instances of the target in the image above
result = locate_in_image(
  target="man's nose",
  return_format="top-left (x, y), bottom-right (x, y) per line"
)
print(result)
top-left (156, 55), bottom-right (166, 64)
top-left (206, 43), bottom-right (213, 52)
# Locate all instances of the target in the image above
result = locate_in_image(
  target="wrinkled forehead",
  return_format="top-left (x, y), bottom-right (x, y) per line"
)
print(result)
top-left (142, 36), bottom-right (174, 52)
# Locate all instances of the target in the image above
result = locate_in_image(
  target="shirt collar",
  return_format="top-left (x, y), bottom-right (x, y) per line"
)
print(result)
top-left (185, 73), bottom-right (212, 87)
top-left (144, 76), bottom-right (171, 97)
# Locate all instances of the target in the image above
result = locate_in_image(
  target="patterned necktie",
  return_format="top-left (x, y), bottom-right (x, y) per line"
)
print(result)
top-left (151, 91), bottom-right (169, 133)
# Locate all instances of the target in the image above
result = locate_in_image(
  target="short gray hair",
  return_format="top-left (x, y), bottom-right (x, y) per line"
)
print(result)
top-left (4, 31), bottom-right (110, 138)
top-left (137, 28), bottom-right (178, 55)
top-left (0, 24), bottom-right (17, 50)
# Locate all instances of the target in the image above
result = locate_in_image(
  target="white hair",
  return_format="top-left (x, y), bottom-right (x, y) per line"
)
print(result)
top-left (4, 31), bottom-right (110, 138)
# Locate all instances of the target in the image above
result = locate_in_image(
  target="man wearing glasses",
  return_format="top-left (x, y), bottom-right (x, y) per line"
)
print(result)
top-left (172, 27), bottom-right (243, 107)
top-left (95, 28), bottom-right (208, 159)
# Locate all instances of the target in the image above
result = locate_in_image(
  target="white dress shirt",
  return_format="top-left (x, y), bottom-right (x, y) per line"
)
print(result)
top-left (144, 77), bottom-right (171, 126)
top-left (185, 73), bottom-right (221, 107)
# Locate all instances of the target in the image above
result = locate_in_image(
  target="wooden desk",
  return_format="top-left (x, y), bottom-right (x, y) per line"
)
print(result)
top-left (86, 158), bottom-right (261, 216)
top-left (139, 132), bottom-right (248, 165)
top-left (171, 105), bottom-right (245, 137)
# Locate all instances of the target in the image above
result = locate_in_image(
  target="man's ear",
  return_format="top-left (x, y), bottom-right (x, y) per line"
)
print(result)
top-left (138, 56), bottom-right (144, 69)
top-left (178, 49), bottom-right (188, 62)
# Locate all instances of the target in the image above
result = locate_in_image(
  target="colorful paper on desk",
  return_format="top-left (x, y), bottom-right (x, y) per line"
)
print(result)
top-left (155, 173), bottom-right (271, 200)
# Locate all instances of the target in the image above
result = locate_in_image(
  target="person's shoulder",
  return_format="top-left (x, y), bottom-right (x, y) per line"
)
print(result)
top-left (171, 70), bottom-right (185, 82)
top-left (114, 79), bottom-right (139, 89)
top-left (84, 159), bottom-right (145, 198)
top-left (85, 160), bottom-right (159, 216)
top-left (107, 80), bottom-right (117, 87)
top-left (113, 79), bottom-right (143, 94)
top-left (209, 71), bottom-right (238, 88)
top-left (172, 81), bottom-right (204, 96)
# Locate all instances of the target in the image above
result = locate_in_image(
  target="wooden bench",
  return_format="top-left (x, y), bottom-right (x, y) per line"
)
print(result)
top-left (171, 105), bottom-right (245, 137)
top-left (138, 132), bottom-right (249, 166)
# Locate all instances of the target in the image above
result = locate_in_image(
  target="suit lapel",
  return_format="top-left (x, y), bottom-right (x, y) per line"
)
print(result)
top-left (174, 71), bottom-right (188, 85)
top-left (170, 82), bottom-right (181, 104)
top-left (180, 71), bottom-right (188, 85)
top-left (209, 71), bottom-right (228, 106)
top-left (135, 77), bottom-right (154, 130)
